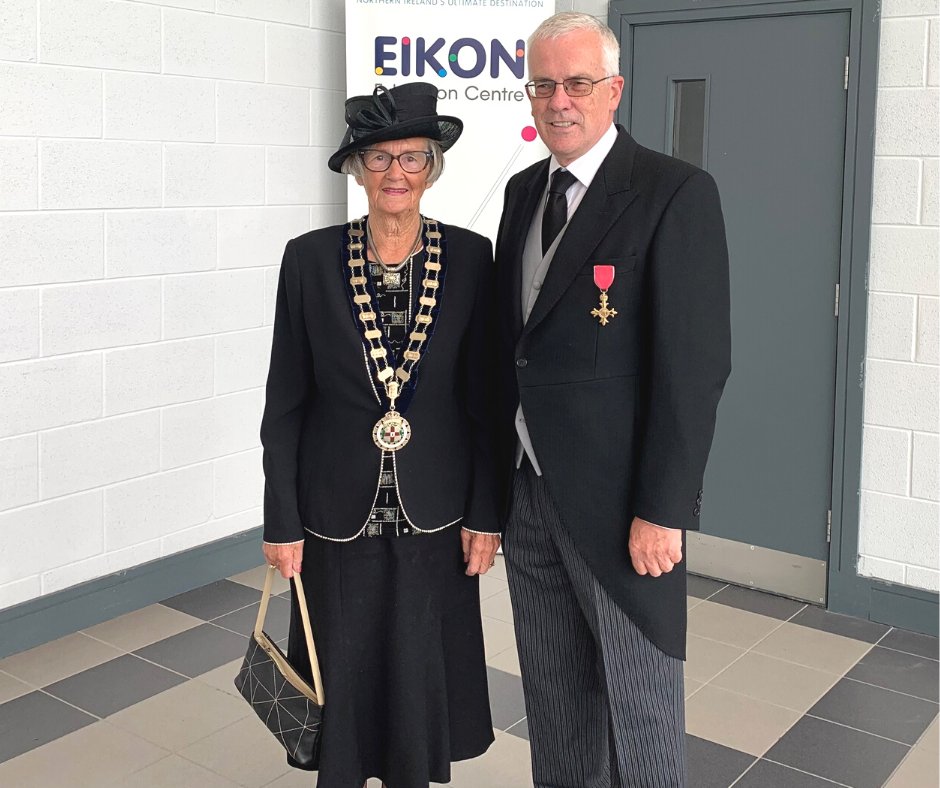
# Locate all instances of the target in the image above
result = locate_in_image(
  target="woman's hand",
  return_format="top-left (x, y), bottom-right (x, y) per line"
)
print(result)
top-left (461, 529), bottom-right (501, 576)
top-left (262, 541), bottom-right (304, 580)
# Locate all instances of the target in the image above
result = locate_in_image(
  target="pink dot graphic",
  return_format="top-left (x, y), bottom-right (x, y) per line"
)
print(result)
top-left (402, 36), bottom-right (411, 45)
top-left (521, 126), bottom-right (538, 142)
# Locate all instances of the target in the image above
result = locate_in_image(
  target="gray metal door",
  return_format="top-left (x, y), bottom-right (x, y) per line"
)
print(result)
top-left (629, 12), bottom-right (850, 601)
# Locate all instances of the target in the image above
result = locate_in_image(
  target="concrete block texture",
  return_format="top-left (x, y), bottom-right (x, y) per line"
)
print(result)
top-left (311, 204), bottom-right (348, 229)
top-left (106, 209), bottom-right (217, 277)
top-left (929, 19), bottom-right (939, 86)
top-left (213, 448), bottom-right (263, 517)
top-left (878, 19), bottom-right (930, 86)
top-left (0, 0), bottom-right (36, 61)
top-left (0, 63), bottom-right (101, 137)
top-left (0, 212), bottom-right (103, 287)
top-left (38, 0), bottom-right (160, 72)
top-left (160, 389), bottom-right (263, 469)
top-left (0, 491), bottom-right (103, 585)
top-left (42, 540), bottom-right (162, 595)
top-left (105, 464), bottom-right (213, 550)
top-left (0, 577), bottom-right (41, 611)
top-left (875, 88), bottom-right (940, 156)
top-left (40, 140), bottom-right (162, 210)
top-left (266, 25), bottom-right (344, 89)
top-left (917, 296), bottom-right (939, 363)
top-left (104, 73), bottom-right (215, 143)
top-left (859, 491), bottom-right (940, 568)
top-left (151, 0), bottom-right (214, 9)
top-left (863, 359), bottom-right (940, 431)
top-left (217, 206), bottom-right (309, 269)
top-left (912, 431), bottom-right (940, 501)
top-left (0, 138), bottom-right (37, 210)
top-left (0, 434), bottom-right (38, 512)
top-left (40, 411), bottom-right (161, 499)
top-left (861, 425), bottom-right (913, 496)
top-left (0, 288), bottom-right (39, 363)
top-left (871, 158), bottom-right (921, 224)
top-left (905, 566), bottom-right (940, 591)
top-left (216, 82), bottom-right (310, 146)
top-left (163, 269), bottom-right (266, 339)
top-left (0, 355), bottom-right (102, 438)
top-left (41, 279), bottom-right (162, 355)
top-left (161, 507), bottom-right (260, 555)
top-left (869, 226), bottom-right (940, 295)
top-left (264, 266), bottom-right (279, 325)
top-left (104, 338), bottom-right (215, 416)
top-left (217, 0), bottom-right (310, 25)
top-left (311, 88), bottom-right (347, 148)
top-left (164, 143), bottom-right (265, 207)
top-left (215, 327), bottom-right (273, 394)
top-left (882, 0), bottom-right (940, 16)
top-left (310, 0), bottom-right (343, 32)
top-left (922, 157), bottom-right (939, 225)
top-left (857, 555), bottom-right (907, 583)
top-left (866, 292), bottom-right (916, 361)
top-left (163, 8), bottom-right (264, 81)
top-left (266, 146), bottom-right (345, 205)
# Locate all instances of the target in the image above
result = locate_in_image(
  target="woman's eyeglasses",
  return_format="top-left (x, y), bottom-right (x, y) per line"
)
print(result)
top-left (358, 149), bottom-right (433, 173)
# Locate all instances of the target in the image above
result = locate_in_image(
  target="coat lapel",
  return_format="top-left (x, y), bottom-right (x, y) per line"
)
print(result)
top-left (522, 129), bottom-right (639, 339)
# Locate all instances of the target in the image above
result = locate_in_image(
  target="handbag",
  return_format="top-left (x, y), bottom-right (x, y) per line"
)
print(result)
top-left (233, 566), bottom-right (325, 769)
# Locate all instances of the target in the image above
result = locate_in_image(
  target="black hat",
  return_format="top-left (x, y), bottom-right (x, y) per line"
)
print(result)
top-left (328, 82), bottom-right (463, 174)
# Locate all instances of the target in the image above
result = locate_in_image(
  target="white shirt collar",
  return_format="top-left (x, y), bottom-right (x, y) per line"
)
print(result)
top-left (547, 123), bottom-right (618, 189)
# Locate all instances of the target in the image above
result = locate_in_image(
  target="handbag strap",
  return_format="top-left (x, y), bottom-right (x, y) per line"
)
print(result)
top-left (254, 566), bottom-right (326, 705)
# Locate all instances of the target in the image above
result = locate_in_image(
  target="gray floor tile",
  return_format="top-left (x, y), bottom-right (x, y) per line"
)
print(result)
top-left (809, 678), bottom-right (938, 745)
top-left (162, 579), bottom-right (260, 621)
top-left (213, 596), bottom-right (292, 643)
top-left (789, 605), bottom-right (890, 643)
top-left (504, 716), bottom-right (528, 741)
top-left (486, 666), bottom-right (527, 731)
top-left (708, 584), bottom-right (806, 620)
top-left (134, 623), bottom-right (248, 678)
top-left (736, 760), bottom-right (846, 787)
top-left (685, 734), bottom-right (754, 788)
top-left (766, 715), bottom-right (909, 788)
top-left (44, 654), bottom-right (185, 717)
top-left (0, 691), bottom-right (96, 763)
top-left (687, 574), bottom-right (726, 599)
top-left (846, 645), bottom-right (939, 702)
top-left (879, 628), bottom-right (939, 661)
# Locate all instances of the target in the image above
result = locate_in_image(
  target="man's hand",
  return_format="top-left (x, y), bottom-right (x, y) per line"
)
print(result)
top-left (461, 529), bottom-right (501, 576)
top-left (629, 518), bottom-right (683, 577)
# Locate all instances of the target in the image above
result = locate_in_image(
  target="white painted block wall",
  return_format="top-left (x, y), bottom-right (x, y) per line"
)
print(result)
top-left (859, 3), bottom-right (940, 591)
top-left (0, 0), bottom-right (347, 610)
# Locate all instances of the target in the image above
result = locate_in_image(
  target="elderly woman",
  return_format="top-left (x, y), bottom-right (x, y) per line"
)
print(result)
top-left (260, 82), bottom-right (500, 788)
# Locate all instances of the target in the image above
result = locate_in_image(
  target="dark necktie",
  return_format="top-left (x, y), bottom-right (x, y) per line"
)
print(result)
top-left (541, 168), bottom-right (578, 255)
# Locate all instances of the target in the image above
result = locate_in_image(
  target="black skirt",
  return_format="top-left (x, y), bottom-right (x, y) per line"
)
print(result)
top-left (286, 525), bottom-right (495, 787)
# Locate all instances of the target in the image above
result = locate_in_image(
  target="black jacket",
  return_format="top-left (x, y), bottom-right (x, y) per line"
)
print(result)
top-left (261, 222), bottom-right (500, 543)
top-left (495, 128), bottom-right (732, 659)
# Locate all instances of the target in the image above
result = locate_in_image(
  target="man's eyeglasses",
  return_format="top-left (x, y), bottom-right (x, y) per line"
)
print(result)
top-left (524, 76), bottom-right (617, 99)
top-left (358, 149), bottom-right (433, 173)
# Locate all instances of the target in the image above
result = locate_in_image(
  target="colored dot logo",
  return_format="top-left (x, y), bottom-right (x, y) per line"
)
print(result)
top-left (516, 48), bottom-right (525, 57)
top-left (402, 37), bottom-right (411, 45)
top-left (375, 67), bottom-right (383, 75)
top-left (521, 126), bottom-right (537, 142)
top-left (438, 68), bottom-right (447, 77)
top-left (449, 54), bottom-right (457, 62)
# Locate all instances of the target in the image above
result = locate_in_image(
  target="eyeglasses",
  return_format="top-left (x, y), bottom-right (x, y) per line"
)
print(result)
top-left (358, 149), bottom-right (433, 173)
top-left (524, 76), bottom-right (617, 99)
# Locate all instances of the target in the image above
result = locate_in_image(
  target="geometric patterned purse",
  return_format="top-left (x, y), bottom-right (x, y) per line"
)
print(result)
top-left (233, 567), bottom-right (325, 769)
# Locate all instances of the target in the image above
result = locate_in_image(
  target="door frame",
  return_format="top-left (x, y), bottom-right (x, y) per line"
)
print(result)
top-left (610, 0), bottom-right (936, 633)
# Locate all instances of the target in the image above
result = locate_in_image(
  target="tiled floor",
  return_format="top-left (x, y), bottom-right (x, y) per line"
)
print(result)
top-left (0, 561), bottom-right (936, 787)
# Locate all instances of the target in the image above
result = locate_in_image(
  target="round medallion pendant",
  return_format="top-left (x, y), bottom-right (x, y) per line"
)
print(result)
top-left (373, 411), bottom-right (412, 452)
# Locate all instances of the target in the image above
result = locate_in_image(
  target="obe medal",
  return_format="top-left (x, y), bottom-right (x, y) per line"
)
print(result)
top-left (373, 411), bottom-right (412, 452)
top-left (591, 264), bottom-right (617, 326)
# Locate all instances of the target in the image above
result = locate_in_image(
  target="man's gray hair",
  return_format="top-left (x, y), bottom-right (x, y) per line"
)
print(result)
top-left (340, 139), bottom-right (445, 185)
top-left (528, 12), bottom-right (620, 77)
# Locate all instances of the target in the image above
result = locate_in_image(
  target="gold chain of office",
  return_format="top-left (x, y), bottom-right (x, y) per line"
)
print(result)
top-left (346, 216), bottom-right (443, 452)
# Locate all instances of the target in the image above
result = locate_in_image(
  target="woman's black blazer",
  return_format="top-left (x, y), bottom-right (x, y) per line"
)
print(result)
top-left (260, 221), bottom-right (500, 543)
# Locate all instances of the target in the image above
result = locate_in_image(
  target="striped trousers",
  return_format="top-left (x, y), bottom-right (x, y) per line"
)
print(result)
top-left (503, 459), bottom-right (687, 788)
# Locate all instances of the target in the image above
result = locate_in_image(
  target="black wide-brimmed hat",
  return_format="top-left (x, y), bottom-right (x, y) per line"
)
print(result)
top-left (328, 82), bottom-right (463, 173)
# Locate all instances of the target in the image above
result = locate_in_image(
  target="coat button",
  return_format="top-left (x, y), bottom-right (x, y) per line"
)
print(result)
top-left (516, 358), bottom-right (528, 368)
top-left (692, 506), bottom-right (701, 517)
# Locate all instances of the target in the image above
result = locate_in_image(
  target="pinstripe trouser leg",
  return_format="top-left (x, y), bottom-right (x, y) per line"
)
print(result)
top-left (503, 460), bottom-right (687, 788)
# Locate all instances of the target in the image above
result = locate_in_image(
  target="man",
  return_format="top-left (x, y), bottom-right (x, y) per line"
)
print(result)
top-left (495, 12), bottom-right (731, 788)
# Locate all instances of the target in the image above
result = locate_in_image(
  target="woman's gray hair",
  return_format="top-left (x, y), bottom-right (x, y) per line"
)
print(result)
top-left (528, 12), bottom-right (620, 77)
top-left (340, 138), bottom-right (445, 185)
